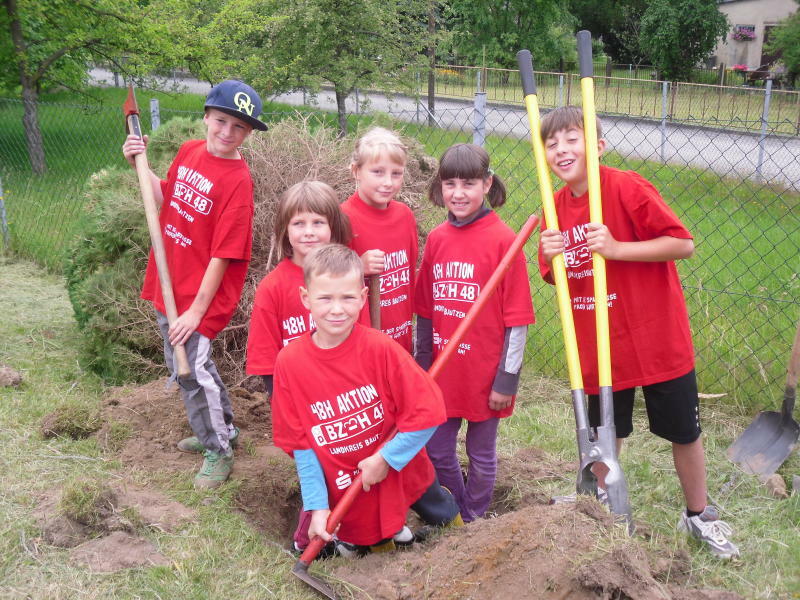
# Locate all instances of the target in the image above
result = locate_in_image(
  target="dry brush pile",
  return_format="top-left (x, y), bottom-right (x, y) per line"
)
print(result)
top-left (65, 114), bottom-right (439, 384)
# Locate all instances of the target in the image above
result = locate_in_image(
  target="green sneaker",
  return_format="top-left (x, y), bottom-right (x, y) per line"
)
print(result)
top-left (178, 427), bottom-right (239, 453)
top-left (194, 449), bottom-right (233, 490)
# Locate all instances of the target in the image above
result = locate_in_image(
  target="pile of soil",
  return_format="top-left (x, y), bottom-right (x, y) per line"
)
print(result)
top-left (0, 364), bottom-right (22, 387)
top-left (97, 378), bottom-right (302, 541)
top-left (83, 379), bottom-right (742, 598)
top-left (33, 480), bottom-right (195, 572)
top-left (329, 500), bottom-right (741, 600)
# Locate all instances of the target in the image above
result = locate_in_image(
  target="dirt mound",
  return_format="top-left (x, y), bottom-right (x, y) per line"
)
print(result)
top-left (90, 380), bottom-right (740, 598)
top-left (329, 501), bottom-right (742, 600)
top-left (70, 531), bottom-right (171, 573)
top-left (33, 480), bottom-right (196, 572)
top-left (97, 379), bottom-right (272, 466)
top-left (0, 364), bottom-right (22, 387)
top-left (492, 446), bottom-right (577, 512)
top-left (97, 378), bottom-right (302, 545)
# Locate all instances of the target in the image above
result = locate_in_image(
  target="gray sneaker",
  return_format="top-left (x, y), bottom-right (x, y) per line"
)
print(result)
top-left (678, 506), bottom-right (740, 559)
top-left (194, 449), bottom-right (233, 490)
top-left (550, 487), bottom-right (609, 505)
top-left (178, 427), bottom-right (239, 453)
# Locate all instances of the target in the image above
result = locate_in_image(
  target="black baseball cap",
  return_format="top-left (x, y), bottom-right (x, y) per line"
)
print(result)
top-left (204, 80), bottom-right (268, 131)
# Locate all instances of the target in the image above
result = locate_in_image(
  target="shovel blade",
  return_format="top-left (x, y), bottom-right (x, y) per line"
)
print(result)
top-left (727, 410), bottom-right (800, 478)
top-left (292, 560), bottom-right (338, 600)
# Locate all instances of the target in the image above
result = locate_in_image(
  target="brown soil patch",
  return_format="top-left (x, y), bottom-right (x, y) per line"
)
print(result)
top-left (86, 379), bottom-right (740, 598)
top-left (70, 531), bottom-right (171, 573)
top-left (492, 446), bottom-right (577, 513)
top-left (96, 378), bottom-right (302, 544)
top-left (33, 481), bottom-right (196, 550)
top-left (0, 364), bottom-right (22, 387)
top-left (329, 502), bottom-right (742, 600)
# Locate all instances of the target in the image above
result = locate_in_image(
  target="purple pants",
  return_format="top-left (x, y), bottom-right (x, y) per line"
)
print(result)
top-left (426, 417), bottom-right (499, 522)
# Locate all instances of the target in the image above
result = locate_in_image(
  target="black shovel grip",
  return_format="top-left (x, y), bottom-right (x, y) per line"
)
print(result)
top-left (577, 30), bottom-right (593, 79)
top-left (516, 49), bottom-right (537, 96)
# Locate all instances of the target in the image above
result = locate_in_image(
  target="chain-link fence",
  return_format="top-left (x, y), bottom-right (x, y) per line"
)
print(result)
top-left (430, 66), bottom-right (800, 135)
top-left (1, 79), bottom-right (798, 411)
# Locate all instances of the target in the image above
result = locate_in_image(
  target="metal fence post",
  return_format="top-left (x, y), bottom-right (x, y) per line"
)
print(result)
top-left (756, 79), bottom-right (773, 183)
top-left (415, 72), bottom-right (421, 123)
top-left (0, 175), bottom-right (9, 250)
top-left (473, 71), bottom-right (487, 147)
top-left (558, 75), bottom-right (564, 107)
top-left (354, 88), bottom-right (360, 115)
top-left (660, 81), bottom-right (669, 163)
top-left (566, 74), bottom-right (572, 105)
top-left (150, 98), bottom-right (160, 131)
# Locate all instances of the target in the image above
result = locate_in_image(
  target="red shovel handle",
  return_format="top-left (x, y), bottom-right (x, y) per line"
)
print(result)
top-left (297, 214), bottom-right (540, 567)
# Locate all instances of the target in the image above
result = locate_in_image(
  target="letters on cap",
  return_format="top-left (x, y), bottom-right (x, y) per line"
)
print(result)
top-left (204, 80), bottom-right (268, 131)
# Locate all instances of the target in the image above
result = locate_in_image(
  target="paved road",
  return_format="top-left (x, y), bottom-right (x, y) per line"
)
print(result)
top-left (92, 69), bottom-right (800, 192)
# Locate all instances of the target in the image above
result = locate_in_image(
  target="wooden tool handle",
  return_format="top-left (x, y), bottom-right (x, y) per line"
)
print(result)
top-left (782, 316), bottom-right (800, 418)
top-left (128, 114), bottom-right (191, 379)
top-left (368, 275), bottom-right (381, 330)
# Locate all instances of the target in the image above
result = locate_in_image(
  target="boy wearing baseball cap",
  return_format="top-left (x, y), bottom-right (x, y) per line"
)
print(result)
top-left (122, 80), bottom-right (267, 489)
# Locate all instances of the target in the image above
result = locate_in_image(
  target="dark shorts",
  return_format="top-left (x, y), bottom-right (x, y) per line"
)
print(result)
top-left (588, 369), bottom-right (701, 444)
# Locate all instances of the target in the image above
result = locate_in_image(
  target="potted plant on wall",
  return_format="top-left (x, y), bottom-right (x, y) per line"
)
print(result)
top-left (732, 27), bottom-right (756, 42)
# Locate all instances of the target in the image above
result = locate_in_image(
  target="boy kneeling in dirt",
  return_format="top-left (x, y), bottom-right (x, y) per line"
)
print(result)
top-left (271, 244), bottom-right (462, 556)
top-left (122, 80), bottom-right (266, 489)
top-left (538, 106), bottom-right (739, 560)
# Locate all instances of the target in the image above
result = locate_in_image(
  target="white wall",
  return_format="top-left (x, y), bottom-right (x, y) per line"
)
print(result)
top-left (714, 0), bottom-right (797, 70)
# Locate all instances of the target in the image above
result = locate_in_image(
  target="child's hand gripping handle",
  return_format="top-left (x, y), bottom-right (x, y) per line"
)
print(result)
top-left (123, 85), bottom-right (191, 379)
top-left (297, 214), bottom-right (540, 569)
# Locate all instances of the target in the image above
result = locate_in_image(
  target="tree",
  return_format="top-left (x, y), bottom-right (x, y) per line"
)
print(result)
top-left (764, 1), bottom-right (800, 86)
top-left (1, 0), bottom-right (199, 174)
top-left (443, 0), bottom-right (576, 70)
top-left (639, 0), bottom-right (728, 81)
top-left (568, 0), bottom-right (648, 63)
top-left (611, 3), bottom-right (649, 66)
top-left (206, 0), bottom-right (430, 136)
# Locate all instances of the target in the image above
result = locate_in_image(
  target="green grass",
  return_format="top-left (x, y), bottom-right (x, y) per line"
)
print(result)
top-left (1, 257), bottom-right (797, 598)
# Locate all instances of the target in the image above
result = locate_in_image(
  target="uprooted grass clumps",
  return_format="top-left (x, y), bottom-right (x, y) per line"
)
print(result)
top-left (65, 113), bottom-right (439, 385)
top-left (40, 401), bottom-right (102, 439)
top-left (59, 477), bottom-right (116, 528)
top-left (97, 420), bottom-right (134, 453)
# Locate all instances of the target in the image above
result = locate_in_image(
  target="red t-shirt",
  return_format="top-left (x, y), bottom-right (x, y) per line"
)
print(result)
top-left (246, 259), bottom-right (311, 376)
top-left (538, 165), bottom-right (694, 394)
top-left (341, 192), bottom-right (418, 352)
top-left (141, 139), bottom-right (254, 339)
top-left (246, 258), bottom-right (370, 375)
top-left (272, 324), bottom-right (445, 545)
top-left (415, 211), bottom-right (535, 421)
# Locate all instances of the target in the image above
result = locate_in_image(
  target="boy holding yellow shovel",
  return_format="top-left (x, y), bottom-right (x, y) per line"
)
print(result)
top-left (537, 106), bottom-right (739, 560)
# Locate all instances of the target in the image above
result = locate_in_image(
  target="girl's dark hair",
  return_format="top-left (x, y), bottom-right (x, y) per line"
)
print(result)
top-left (428, 143), bottom-right (506, 208)
top-left (274, 181), bottom-right (352, 260)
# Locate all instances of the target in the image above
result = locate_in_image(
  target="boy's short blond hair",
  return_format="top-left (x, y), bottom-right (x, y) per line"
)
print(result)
top-left (539, 106), bottom-right (603, 142)
top-left (274, 181), bottom-right (352, 260)
top-left (350, 127), bottom-right (408, 169)
top-left (303, 244), bottom-right (364, 286)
